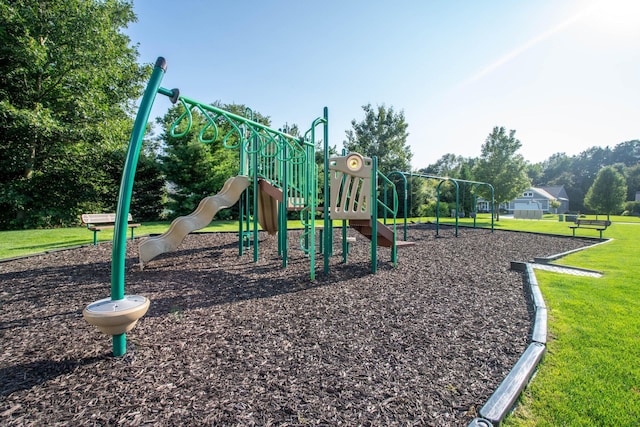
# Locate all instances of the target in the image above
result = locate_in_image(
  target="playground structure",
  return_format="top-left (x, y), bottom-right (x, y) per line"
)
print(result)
top-left (138, 175), bottom-right (250, 266)
top-left (84, 57), bottom-right (414, 356)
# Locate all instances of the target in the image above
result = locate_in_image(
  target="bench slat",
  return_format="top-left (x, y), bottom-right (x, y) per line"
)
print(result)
top-left (81, 213), bottom-right (134, 224)
top-left (569, 219), bottom-right (611, 239)
top-left (81, 213), bottom-right (139, 245)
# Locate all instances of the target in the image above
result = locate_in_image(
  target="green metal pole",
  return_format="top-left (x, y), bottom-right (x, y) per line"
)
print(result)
top-left (473, 189), bottom-right (478, 229)
top-left (388, 171), bottom-right (408, 241)
top-left (490, 184), bottom-right (495, 232)
top-left (111, 57), bottom-right (166, 356)
top-left (322, 108), bottom-right (330, 276)
top-left (252, 135), bottom-right (259, 262)
top-left (281, 142), bottom-right (288, 267)
top-left (436, 182), bottom-right (441, 236)
top-left (402, 174), bottom-right (407, 241)
top-left (371, 157), bottom-right (378, 274)
top-left (454, 180), bottom-right (459, 237)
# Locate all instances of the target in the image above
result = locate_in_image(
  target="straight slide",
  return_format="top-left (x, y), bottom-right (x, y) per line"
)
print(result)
top-left (139, 175), bottom-right (250, 266)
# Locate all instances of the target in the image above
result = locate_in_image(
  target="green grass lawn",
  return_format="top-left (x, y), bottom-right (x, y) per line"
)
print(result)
top-left (0, 219), bottom-right (309, 259)
top-left (502, 218), bottom-right (640, 426)
top-left (1, 214), bottom-right (639, 424)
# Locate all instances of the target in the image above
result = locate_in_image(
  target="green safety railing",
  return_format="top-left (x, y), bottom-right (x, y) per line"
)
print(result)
top-left (158, 86), bottom-right (318, 269)
top-left (374, 161), bottom-right (400, 271)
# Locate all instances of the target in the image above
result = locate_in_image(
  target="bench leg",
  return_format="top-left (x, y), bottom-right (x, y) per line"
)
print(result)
top-left (93, 230), bottom-right (98, 246)
top-left (130, 227), bottom-right (135, 241)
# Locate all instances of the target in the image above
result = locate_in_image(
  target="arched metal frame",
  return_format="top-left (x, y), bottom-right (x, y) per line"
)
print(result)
top-left (388, 171), bottom-right (495, 237)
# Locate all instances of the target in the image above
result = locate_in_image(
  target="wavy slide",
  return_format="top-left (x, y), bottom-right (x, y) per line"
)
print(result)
top-left (138, 175), bottom-right (250, 266)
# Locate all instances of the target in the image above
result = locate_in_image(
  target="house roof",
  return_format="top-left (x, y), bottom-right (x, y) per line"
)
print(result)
top-left (531, 187), bottom-right (557, 201)
top-left (539, 185), bottom-right (569, 201)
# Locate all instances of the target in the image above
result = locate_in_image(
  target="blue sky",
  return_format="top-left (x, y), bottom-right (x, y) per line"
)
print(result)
top-left (125, 0), bottom-right (640, 169)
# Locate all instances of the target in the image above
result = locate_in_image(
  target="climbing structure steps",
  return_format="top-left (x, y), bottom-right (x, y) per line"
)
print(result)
top-left (349, 219), bottom-right (416, 248)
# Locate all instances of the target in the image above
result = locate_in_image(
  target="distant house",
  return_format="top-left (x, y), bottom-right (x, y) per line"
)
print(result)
top-left (500, 186), bottom-right (570, 214)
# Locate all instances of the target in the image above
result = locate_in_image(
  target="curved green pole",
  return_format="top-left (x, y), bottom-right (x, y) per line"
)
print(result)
top-left (387, 171), bottom-right (408, 241)
top-left (111, 57), bottom-right (166, 356)
top-left (436, 179), bottom-right (459, 237)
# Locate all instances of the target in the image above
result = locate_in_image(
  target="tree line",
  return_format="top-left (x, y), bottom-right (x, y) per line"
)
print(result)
top-left (1, 0), bottom-right (637, 230)
top-left (421, 137), bottom-right (639, 217)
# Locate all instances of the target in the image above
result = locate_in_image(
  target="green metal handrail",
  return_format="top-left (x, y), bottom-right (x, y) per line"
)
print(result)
top-left (377, 169), bottom-right (400, 268)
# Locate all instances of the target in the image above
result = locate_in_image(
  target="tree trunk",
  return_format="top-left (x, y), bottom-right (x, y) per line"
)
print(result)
top-left (25, 144), bottom-right (36, 179)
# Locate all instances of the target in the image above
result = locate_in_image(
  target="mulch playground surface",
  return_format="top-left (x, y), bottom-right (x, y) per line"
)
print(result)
top-left (0, 224), bottom-right (592, 426)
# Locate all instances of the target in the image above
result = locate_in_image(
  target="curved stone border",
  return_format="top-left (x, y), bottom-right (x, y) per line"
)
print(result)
top-left (469, 238), bottom-right (610, 426)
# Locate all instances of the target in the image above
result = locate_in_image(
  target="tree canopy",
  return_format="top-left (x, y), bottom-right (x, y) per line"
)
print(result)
top-left (474, 126), bottom-right (530, 219)
top-left (344, 104), bottom-right (412, 175)
top-left (584, 166), bottom-right (627, 218)
top-left (0, 0), bottom-right (151, 228)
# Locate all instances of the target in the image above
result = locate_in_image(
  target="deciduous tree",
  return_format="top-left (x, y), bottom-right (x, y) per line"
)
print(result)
top-left (344, 104), bottom-right (412, 175)
top-left (584, 166), bottom-right (627, 218)
top-left (473, 126), bottom-right (530, 220)
top-left (0, 0), bottom-right (149, 228)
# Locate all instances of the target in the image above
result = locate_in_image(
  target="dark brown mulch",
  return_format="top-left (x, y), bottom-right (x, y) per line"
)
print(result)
top-left (0, 224), bottom-right (592, 426)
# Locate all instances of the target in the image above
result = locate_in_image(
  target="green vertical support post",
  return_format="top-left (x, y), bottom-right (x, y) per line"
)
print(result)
top-left (281, 142), bottom-right (288, 267)
top-left (322, 108), bottom-right (330, 276)
top-left (342, 220), bottom-right (348, 262)
top-left (111, 57), bottom-right (166, 357)
top-left (306, 138), bottom-right (316, 280)
top-left (383, 185), bottom-right (388, 225)
top-left (455, 180), bottom-right (459, 237)
top-left (252, 135), bottom-right (259, 262)
top-left (473, 190), bottom-right (478, 228)
top-left (388, 171), bottom-right (408, 241)
top-left (238, 126), bottom-right (246, 256)
top-left (436, 183), bottom-right (441, 236)
top-left (371, 157), bottom-right (378, 274)
top-left (490, 184), bottom-right (495, 232)
top-left (401, 174), bottom-right (407, 240)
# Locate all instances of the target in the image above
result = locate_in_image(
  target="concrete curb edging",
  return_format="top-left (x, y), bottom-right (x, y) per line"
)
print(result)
top-left (468, 261), bottom-right (546, 426)
top-left (533, 238), bottom-right (611, 263)
top-left (469, 238), bottom-right (610, 426)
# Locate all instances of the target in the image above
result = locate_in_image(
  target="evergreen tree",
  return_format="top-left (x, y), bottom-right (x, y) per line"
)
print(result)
top-left (159, 103), bottom-right (269, 218)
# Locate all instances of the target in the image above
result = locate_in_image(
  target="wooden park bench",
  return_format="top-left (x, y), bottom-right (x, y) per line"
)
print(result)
top-left (568, 218), bottom-right (611, 240)
top-left (81, 213), bottom-right (141, 245)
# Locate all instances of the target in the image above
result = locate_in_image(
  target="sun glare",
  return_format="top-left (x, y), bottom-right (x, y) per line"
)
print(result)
top-left (582, 0), bottom-right (640, 38)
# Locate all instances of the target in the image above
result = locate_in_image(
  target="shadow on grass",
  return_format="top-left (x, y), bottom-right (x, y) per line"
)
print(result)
top-left (6, 239), bottom-right (90, 253)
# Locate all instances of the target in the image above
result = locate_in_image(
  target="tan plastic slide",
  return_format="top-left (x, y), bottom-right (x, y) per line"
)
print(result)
top-left (257, 183), bottom-right (279, 235)
top-left (138, 175), bottom-right (250, 266)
